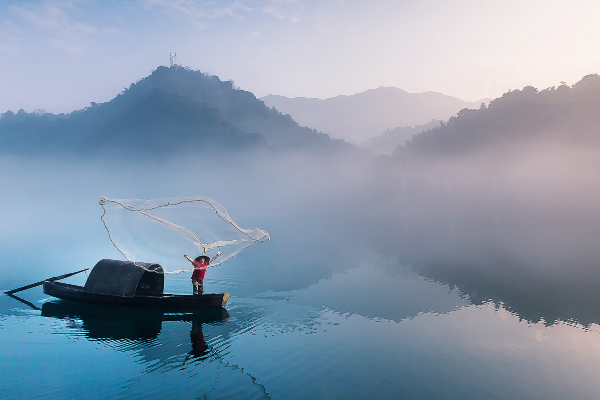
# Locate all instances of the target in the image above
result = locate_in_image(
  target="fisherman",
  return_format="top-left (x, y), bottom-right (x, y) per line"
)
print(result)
top-left (184, 251), bottom-right (222, 295)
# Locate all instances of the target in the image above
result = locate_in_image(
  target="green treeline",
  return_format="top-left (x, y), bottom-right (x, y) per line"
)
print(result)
top-left (395, 74), bottom-right (600, 162)
top-left (0, 66), bottom-right (340, 157)
top-left (3, 68), bottom-right (600, 161)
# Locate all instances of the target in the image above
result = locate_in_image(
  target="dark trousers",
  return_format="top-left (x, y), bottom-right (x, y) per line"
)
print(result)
top-left (192, 279), bottom-right (204, 295)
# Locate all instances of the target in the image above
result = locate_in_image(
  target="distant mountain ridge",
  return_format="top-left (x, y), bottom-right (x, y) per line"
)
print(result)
top-left (261, 87), bottom-right (487, 144)
top-left (0, 66), bottom-right (341, 156)
top-left (362, 119), bottom-right (441, 155)
top-left (395, 74), bottom-right (600, 162)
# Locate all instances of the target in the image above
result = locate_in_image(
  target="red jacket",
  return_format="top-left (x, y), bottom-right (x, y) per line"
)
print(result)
top-left (191, 261), bottom-right (208, 281)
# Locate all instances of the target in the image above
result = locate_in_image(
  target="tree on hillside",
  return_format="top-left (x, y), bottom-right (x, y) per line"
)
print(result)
top-left (393, 74), bottom-right (600, 163)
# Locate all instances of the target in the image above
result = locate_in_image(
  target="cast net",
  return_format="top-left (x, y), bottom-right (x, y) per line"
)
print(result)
top-left (99, 197), bottom-right (270, 273)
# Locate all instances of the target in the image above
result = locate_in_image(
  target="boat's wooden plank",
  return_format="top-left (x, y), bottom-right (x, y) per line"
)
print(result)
top-left (43, 281), bottom-right (230, 309)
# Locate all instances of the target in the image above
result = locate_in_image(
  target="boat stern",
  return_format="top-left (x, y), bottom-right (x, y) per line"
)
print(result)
top-left (221, 293), bottom-right (231, 307)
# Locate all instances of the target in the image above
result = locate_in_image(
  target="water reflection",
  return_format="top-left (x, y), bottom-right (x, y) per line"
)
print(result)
top-left (4, 275), bottom-right (600, 398)
top-left (6, 293), bottom-right (41, 311)
top-left (40, 301), bottom-right (229, 342)
top-left (36, 300), bottom-right (270, 399)
top-left (188, 319), bottom-right (209, 357)
top-left (286, 264), bottom-right (469, 323)
top-left (408, 260), bottom-right (600, 327)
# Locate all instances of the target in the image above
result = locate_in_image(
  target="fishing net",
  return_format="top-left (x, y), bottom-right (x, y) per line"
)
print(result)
top-left (99, 197), bottom-right (270, 274)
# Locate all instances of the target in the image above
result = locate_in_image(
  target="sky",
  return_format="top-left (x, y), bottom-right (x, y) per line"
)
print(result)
top-left (1, 0), bottom-right (600, 114)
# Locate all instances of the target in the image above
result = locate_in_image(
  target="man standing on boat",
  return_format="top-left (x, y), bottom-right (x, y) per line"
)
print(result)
top-left (184, 251), bottom-right (222, 295)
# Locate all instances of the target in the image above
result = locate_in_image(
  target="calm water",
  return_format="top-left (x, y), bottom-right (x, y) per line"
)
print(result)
top-left (2, 157), bottom-right (600, 399)
top-left (3, 247), bottom-right (600, 399)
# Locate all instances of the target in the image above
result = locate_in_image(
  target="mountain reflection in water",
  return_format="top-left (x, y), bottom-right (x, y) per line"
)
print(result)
top-left (402, 259), bottom-right (600, 327)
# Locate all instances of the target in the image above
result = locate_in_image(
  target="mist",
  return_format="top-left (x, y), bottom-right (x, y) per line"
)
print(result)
top-left (2, 125), bottom-right (599, 325)
top-left (3, 71), bottom-right (600, 330)
top-left (0, 148), bottom-right (372, 291)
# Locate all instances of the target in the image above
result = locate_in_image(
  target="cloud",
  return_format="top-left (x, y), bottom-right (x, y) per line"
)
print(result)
top-left (257, 1), bottom-right (305, 24)
top-left (10, 2), bottom-right (96, 32)
top-left (47, 37), bottom-right (87, 54)
top-left (262, 6), bottom-right (286, 19)
top-left (141, 0), bottom-right (202, 16)
top-left (311, 10), bottom-right (335, 34)
top-left (0, 42), bottom-right (20, 57)
top-left (100, 27), bottom-right (127, 36)
top-left (142, 0), bottom-right (254, 24)
top-left (10, 4), bottom-right (64, 29)
top-left (9, 1), bottom-right (98, 55)
top-left (209, 2), bottom-right (253, 19)
top-left (0, 20), bottom-right (22, 56)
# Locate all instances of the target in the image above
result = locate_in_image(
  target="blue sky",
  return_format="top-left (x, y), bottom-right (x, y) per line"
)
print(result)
top-left (1, 0), bottom-right (600, 113)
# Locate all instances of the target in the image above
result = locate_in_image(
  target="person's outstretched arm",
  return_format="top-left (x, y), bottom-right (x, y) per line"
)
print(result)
top-left (184, 254), bottom-right (194, 264)
top-left (210, 250), bottom-right (223, 264)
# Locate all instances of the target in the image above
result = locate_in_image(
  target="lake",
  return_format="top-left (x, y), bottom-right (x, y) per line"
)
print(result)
top-left (2, 154), bottom-right (600, 399)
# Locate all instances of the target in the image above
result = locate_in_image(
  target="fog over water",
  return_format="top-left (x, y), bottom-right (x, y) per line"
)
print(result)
top-left (2, 131), bottom-right (599, 325)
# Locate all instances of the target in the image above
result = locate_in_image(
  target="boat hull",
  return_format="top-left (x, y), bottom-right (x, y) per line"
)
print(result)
top-left (43, 281), bottom-right (230, 309)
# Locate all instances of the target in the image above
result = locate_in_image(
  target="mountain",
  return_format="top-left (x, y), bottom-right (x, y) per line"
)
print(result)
top-left (261, 87), bottom-right (486, 144)
top-left (0, 66), bottom-right (341, 157)
top-left (361, 119), bottom-right (440, 155)
top-left (394, 74), bottom-right (600, 163)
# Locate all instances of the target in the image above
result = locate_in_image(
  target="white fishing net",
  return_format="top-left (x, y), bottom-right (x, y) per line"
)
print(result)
top-left (99, 197), bottom-right (270, 274)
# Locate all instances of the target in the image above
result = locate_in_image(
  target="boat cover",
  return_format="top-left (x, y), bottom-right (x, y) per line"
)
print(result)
top-left (83, 259), bottom-right (164, 297)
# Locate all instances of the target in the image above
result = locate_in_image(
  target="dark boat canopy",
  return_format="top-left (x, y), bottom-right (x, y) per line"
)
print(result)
top-left (83, 259), bottom-right (164, 297)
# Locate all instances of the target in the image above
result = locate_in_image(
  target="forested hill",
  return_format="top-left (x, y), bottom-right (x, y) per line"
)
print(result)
top-left (394, 74), bottom-right (600, 162)
top-left (0, 66), bottom-right (340, 156)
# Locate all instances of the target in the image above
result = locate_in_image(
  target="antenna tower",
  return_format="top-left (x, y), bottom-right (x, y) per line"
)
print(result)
top-left (169, 52), bottom-right (177, 67)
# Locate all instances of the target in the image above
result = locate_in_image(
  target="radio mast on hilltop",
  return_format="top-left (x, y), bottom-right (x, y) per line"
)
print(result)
top-left (169, 52), bottom-right (177, 67)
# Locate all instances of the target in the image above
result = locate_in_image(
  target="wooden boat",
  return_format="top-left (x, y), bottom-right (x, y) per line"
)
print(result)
top-left (43, 259), bottom-right (230, 309)
top-left (41, 301), bottom-right (230, 341)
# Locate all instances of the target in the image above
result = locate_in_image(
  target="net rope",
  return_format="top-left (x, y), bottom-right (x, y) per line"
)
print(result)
top-left (100, 196), bottom-right (270, 274)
